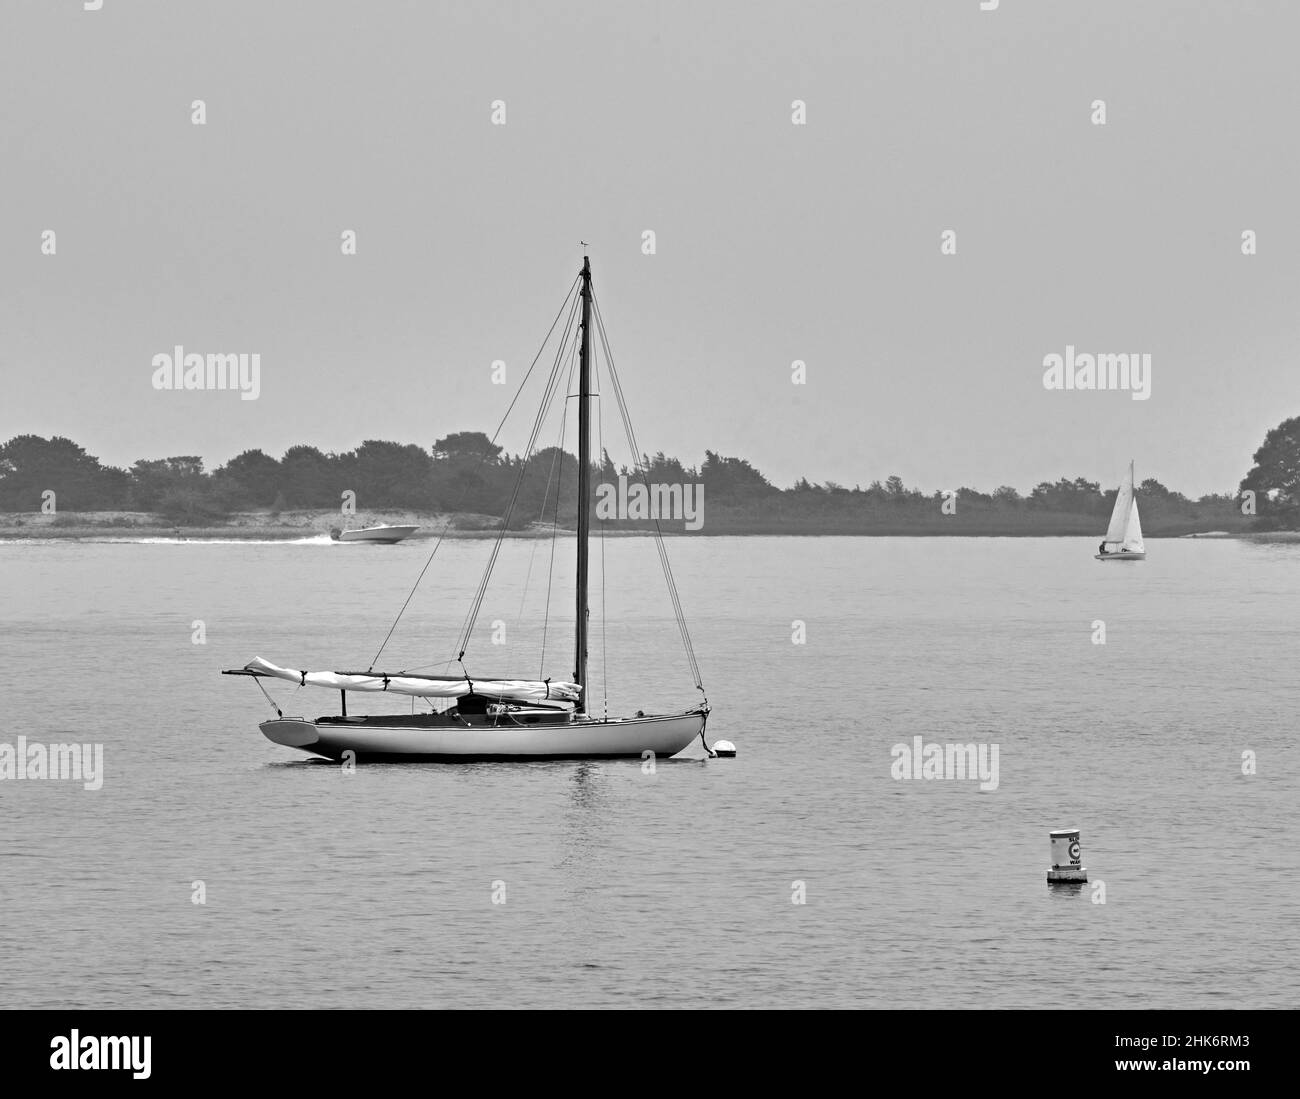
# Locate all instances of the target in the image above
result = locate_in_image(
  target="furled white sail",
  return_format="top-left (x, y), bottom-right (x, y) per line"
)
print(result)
top-left (238, 657), bottom-right (580, 703)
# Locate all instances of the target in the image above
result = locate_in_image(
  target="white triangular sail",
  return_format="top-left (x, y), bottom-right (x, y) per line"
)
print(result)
top-left (1103, 463), bottom-right (1134, 544)
top-left (1122, 496), bottom-right (1144, 553)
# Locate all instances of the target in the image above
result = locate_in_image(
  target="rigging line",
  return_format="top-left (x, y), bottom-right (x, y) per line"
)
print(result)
top-left (448, 291), bottom-right (581, 666)
top-left (514, 520), bottom-right (543, 657)
top-left (533, 345), bottom-right (576, 675)
top-left (591, 288), bottom-right (705, 692)
top-left (514, 350), bottom-right (576, 659)
top-left (254, 677), bottom-right (283, 718)
top-left (512, 433), bottom-right (560, 659)
top-left (601, 344), bottom-right (701, 688)
top-left (539, 332), bottom-right (580, 677)
top-left (455, 292), bottom-right (581, 663)
top-left (398, 658), bottom-right (456, 672)
top-left (595, 320), bottom-right (705, 696)
top-left (455, 298), bottom-right (580, 663)
top-left (452, 316), bottom-right (576, 671)
top-left (596, 338), bottom-right (609, 719)
top-left (600, 351), bottom-right (702, 691)
top-left (367, 274), bottom-right (582, 671)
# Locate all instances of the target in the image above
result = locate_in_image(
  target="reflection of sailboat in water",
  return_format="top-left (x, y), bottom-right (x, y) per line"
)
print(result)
top-left (560, 761), bottom-right (609, 869)
top-left (1096, 460), bottom-right (1146, 561)
top-left (567, 760), bottom-right (607, 812)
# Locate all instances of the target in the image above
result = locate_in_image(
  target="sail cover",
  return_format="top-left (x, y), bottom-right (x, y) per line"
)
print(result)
top-left (229, 657), bottom-right (581, 703)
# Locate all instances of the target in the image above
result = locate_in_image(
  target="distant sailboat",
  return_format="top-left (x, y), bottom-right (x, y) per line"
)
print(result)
top-left (1095, 460), bottom-right (1145, 561)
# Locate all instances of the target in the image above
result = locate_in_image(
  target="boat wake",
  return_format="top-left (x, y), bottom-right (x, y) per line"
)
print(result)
top-left (99, 534), bottom-right (336, 545)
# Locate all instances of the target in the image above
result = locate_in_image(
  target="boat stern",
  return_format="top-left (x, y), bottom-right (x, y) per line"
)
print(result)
top-left (260, 718), bottom-right (322, 750)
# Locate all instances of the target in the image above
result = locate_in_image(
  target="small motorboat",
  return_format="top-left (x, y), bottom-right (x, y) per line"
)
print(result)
top-left (329, 524), bottom-right (419, 544)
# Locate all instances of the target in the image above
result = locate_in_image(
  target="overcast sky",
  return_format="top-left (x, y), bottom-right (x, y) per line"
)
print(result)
top-left (2, 0), bottom-right (1297, 497)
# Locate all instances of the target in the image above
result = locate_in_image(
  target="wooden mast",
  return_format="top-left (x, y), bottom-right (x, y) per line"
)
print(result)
top-left (574, 255), bottom-right (593, 714)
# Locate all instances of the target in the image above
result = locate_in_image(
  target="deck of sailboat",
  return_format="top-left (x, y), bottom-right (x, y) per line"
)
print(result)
top-left (315, 708), bottom-right (572, 727)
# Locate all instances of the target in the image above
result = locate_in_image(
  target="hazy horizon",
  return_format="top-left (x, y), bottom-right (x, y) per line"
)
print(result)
top-left (3, 1), bottom-right (1297, 498)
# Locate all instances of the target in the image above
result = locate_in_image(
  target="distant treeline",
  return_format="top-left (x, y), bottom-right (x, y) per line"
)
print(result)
top-left (1, 418), bottom-right (1297, 532)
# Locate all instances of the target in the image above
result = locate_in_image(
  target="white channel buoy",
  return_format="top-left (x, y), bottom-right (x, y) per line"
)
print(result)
top-left (712, 740), bottom-right (736, 758)
top-left (1046, 828), bottom-right (1087, 884)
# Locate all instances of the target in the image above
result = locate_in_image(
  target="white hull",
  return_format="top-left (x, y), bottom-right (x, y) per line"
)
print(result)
top-left (334, 525), bottom-right (419, 543)
top-left (259, 710), bottom-right (707, 761)
top-left (1095, 551), bottom-right (1145, 561)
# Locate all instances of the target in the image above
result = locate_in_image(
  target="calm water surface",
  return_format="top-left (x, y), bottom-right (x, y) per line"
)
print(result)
top-left (0, 536), bottom-right (1296, 1008)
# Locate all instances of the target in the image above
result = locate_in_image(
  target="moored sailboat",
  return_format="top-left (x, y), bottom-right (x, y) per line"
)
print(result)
top-left (225, 255), bottom-right (712, 761)
top-left (1095, 459), bottom-right (1145, 561)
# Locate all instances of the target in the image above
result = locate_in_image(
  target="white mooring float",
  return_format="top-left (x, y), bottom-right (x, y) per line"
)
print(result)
top-left (1047, 828), bottom-right (1087, 884)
